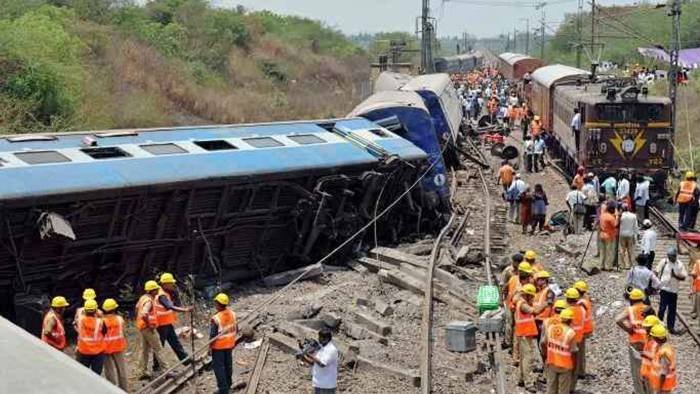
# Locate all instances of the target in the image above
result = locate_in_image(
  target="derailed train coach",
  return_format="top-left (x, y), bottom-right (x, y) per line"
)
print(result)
top-left (0, 119), bottom-right (437, 332)
top-left (531, 64), bottom-right (673, 197)
top-left (434, 52), bottom-right (484, 74)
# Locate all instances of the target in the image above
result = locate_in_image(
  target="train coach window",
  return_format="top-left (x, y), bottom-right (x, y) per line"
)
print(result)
top-left (596, 104), bottom-right (666, 123)
top-left (243, 137), bottom-right (284, 148)
top-left (194, 140), bottom-right (238, 151)
top-left (288, 135), bottom-right (326, 145)
top-left (15, 151), bottom-right (71, 164)
top-left (140, 143), bottom-right (188, 155)
top-left (81, 147), bottom-right (131, 159)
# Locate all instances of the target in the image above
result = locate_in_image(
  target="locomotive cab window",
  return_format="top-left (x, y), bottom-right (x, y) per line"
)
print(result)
top-left (595, 104), bottom-right (665, 123)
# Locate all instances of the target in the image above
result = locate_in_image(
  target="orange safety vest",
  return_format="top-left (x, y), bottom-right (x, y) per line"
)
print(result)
top-left (211, 309), bottom-right (237, 350)
top-left (515, 300), bottom-right (538, 337)
top-left (570, 304), bottom-right (585, 342)
top-left (641, 338), bottom-right (659, 380)
top-left (546, 323), bottom-right (576, 370)
top-left (628, 304), bottom-right (648, 345)
top-left (579, 296), bottom-right (595, 335)
top-left (506, 276), bottom-right (521, 310)
top-left (136, 294), bottom-right (157, 330)
top-left (543, 315), bottom-right (562, 333)
top-left (677, 181), bottom-right (696, 203)
top-left (77, 315), bottom-right (105, 356)
top-left (573, 174), bottom-right (584, 191)
top-left (155, 289), bottom-right (176, 326)
top-left (693, 262), bottom-right (700, 291)
top-left (41, 310), bottom-right (66, 350)
top-left (535, 287), bottom-right (551, 321)
top-left (509, 106), bottom-right (517, 119)
top-left (531, 262), bottom-right (544, 273)
top-left (103, 314), bottom-right (126, 354)
top-left (649, 344), bottom-right (677, 392)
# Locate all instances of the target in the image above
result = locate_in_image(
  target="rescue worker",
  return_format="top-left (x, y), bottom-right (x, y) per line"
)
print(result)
top-left (542, 300), bottom-right (569, 333)
top-left (137, 280), bottom-right (170, 380)
top-left (599, 201), bottom-right (618, 271)
top-left (674, 171), bottom-right (699, 231)
top-left (574, 281), bottom-right (595, 380)
top-left (73, 288), bottom-right (103, 329)
top-left (210, 293), bottom-right (238, 394)
top-left (531, 115), bottom-right (542, 138)
top-left (565, 288), bottom-right (586, 392)
top-left (616, 288), bottom-right (653, 394)
top-left (506, 262), bottom-right (535, 363)
top-left (640, 315), bottom-right (662, 394)
top-left (691, 259), bottom-right (700, 330)
top-left (76, 299), bottom-right (106, 374)
top-left (515, 283), bottom-right (549, 392)
top-left (541, 308), bottom-right (579, 394)
top-left (524, 250), bottom-right (544, 273)
top-left (500, 253), bottom-right (524, 349)
top-left (648, 324), bottom-right (678, 394)
top-left (572, 167), bottom-right (585, 191)
top-left (154, 273), bottom-right (192, 369)
top-left (520, 103), bottom-right (531, 140)
top-left (534, 270), bottom-right (554, 370)
top-left (497, 160), bottom-right (515, 193)
top-left (103, 298), bottom-right (129, 392)
top-left (41, 296), bottom-right (69, 352)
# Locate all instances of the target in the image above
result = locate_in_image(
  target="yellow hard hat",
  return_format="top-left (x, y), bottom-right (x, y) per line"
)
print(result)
top-left (518, 262), bottom-right (533, 274)
top-left (686, 171), bottom-right (695, 180)
top-left (629, 288), bottom-right (645, 301)
top-left (214, 293), bottom-right (230, 306)
top-left (534, 270), bottom-right (550, 280)
top-left (51, 296), bottom-right (69, 308)
top-left (159, 272), bottom-right (176, 284)
top-left (524, 250), bottom-right (536, 260)
top-left (102, 299), bottom-right (118, 312)
top-left (82, 288), bottom-right (97, 300)
top-left (84, 299), bottom-right (98, 311)
top-left (560, 308), bottom-right (575, 321)
top-left (554, 299), bottom-right (569, 310)
top-left (534, 115), bottom-right (540, 121)
top-left (144, 280), bottom-right (160, 292)
top-left (573, 281), bottom-right (588, 293)
top-left (521, 284), bottom-right (537, 296)
top-left (650, 324), bottom-right (667, 339)
top-left (642, 315), bottom-right (661, 328)
top-left (565, 288), bottom-right (580, 299)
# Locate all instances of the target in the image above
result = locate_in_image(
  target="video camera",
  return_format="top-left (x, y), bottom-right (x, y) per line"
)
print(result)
top-left (295, 338), bottom-right (321, 360)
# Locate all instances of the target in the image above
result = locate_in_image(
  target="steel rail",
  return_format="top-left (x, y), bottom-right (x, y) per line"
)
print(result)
top-left (420, 212), bottom-right (457, 394)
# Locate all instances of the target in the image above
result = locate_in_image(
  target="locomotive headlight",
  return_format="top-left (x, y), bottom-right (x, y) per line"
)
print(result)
top-left (600, 142), bottom-right (607, 153)
top-left (650, 142), bottom-right (657, 154)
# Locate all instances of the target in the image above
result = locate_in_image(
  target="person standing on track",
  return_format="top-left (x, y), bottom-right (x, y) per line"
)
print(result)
top-left (598, 201), bottom-right (618, 272)
top-left (531, 115), bottom-right (542, 139)
top-left (507, 262), bottom-right (535, 363)
top-left (640, 219), bottom-right (657, 267)
top-left (582, 175), bottom-right (599, 231)
top-left (497, 160), bottom-right (515, 193)
top-left (541, 308), bottom-right (578, 394)
top-left (564, 288), bottom-right (585, 393)
top-left (618, 204), bottom-right (639, 270)
top-left (532, 184), bottom-right (549, 234)
top-left (566, 185), bottom-right (586, 235)
top-left (524, 136), bottom-right (534, 173)
top-left (634, 175), bottom-right (650, 224)
top-left (617, 172), bottom-right (631, 209)
top-left (75, 299), bottom-right (106, 374)
top-left (533, 135), bottom-right (546, 173)
top-left (655, 247), bottom-right (687, 335)
top-left (520, 187), bottom-right (534, 235)
top-left (153, 273), bottom-right (193, 371)
top-left (626, 254), bottom-right (660, 305)
top-left (573, 281), bottom-right (594, 380)
top-left (515, 284), bottom-right (549, 393)
top-left (102, 299), bottom-right (129, 392)
top-left (674, 171), bottom-right (699, 231)
top-left (572, 167), bottom-right (585, 191)
top-left (501, 253), bottom-right (524, 350)
top-left (136, 280), bottom-right (170, 380)
top-left (691, 259), bottom-right (700, 328)
top-left (601, 175), bottom-right (617, 201)
top-left (210, 293), bottom-right (238, 394)
top-left (616, 288), bottom-right (654, 394)
top-left (520, 103), bottom-right (531, 141)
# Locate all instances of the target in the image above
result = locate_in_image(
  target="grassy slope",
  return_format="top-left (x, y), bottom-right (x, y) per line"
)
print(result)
top-left (0, 0), bottom-right (369, 134)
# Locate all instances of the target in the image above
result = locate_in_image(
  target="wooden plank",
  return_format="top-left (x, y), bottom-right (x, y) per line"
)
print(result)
top-left (353, 311), bottom-right (392, 336)
top-left (245, 337), bottom-right (269, 394)
top-left (263, 263), bottom-right (324, 287)
top-left (355, 356), bottom-right (421, 387)
top-left (370, 247), bottom-right (428, 269)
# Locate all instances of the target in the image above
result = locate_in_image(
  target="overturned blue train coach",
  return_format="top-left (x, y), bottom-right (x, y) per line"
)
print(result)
top-left (0, 119), bottom-right (445, 332)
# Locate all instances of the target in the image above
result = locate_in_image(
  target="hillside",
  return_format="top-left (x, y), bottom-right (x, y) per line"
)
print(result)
top-left (0, 0), bottom-right (369, 134)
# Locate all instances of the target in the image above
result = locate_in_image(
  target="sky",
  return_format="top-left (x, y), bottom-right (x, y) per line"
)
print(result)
top-left (216, 0), bottom-right (642, 38)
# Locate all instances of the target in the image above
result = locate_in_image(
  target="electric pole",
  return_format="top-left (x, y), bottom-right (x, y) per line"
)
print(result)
top-left (420, 0), bottom-right (435, 73)
top-left (590, 0), bottom-right (596, 50)
top-left (520, 18), bottom-right (530, 55)
top-left (514, 27), bottom-right (517, 52)
top-left (669, 0), bottom-right (681, 135)
top-left (576, 0), bottom-right (583, 68)
top-left (540, 12), bottom-right (545, 60)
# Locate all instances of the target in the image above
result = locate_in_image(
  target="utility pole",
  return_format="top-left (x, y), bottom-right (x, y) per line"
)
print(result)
top-left (590, 0), bottom-right (596, 49)
top-left (514, 27), bottom-right (517, 53)
top-left (520, 18), bottom-right (530, 55)
top-left (420, 0), bottom-right (434, 73)
top-left (576, 0), bottom-right (583, 68)
top-left (669, 0), bottom-right (681, 135)
top-left (540, 11), bottom-right (545, 60)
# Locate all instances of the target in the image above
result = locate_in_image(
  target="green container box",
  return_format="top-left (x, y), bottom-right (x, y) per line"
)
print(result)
top-left (477, 285), bottom-right (500, 314)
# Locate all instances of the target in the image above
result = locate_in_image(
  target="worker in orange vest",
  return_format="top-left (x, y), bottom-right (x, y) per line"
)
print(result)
top-left (520, 104), bottom-right (531, 140)
top-left (572, 167), bottom-right (585, 191)
top-left (531, 116), bottom-right (542, 138)
top-left (524, 250), bottom-right (544, 273)
top-left (76, 299), bottom-right (106, 374)
top-left (564, 287), bottom-right (586, 392)
top-left (648, 325), bottom-right (678, 394)
top-left (73, 288), bottom-right (103, 330)
top-left (533, 271), bottom-right (553, 363)
top-left (616, 288), bottom-right (653, 394)
top-left (103, 298), bottom-right (129, 392)
top-left (506, 262), bottom-right (535, 363)
top-left (136, 280), bottom-right (171, 380)
top-left (574, 281), bottom-right (595, 380)
top-left (515, 284), bottom-right (549, 393)
top-left (500, 253), bottom-right (523, 349)
top-left (541, 308), bottom-right (579, 394)
top-left (640, 315), bottom-right (661, 394)
top-left (41, 296), bottom-right (69, 353)
top-left (674, 171), bottom-right (699, 231)
top-left (690, 259), bottom-right (700, 326)
top-left (210, 293), bottom-right (238, 394)
top-left (153, 273), bottom-right (192, 370)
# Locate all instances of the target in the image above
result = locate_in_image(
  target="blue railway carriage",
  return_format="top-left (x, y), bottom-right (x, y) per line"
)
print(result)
top-left (374, 71), bottom-right (414, 93)
top-left (434, 52), bottom-right (484, 74)
top-left (0, 119), bottom-right (432, 333)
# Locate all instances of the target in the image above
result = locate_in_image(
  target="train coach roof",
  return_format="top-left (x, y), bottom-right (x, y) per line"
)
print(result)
top-left (0, 315), bottom-right (126, 393)
top-left (0, 119), bottom-right (427, 201)
top-left (374, 71), bottom-right (414, 92)
top-left (401, 73), bottom-right (453, 93)
top-left (532, 64), bottom-right (590, 88)
top-left (498, 52), bottom-right (536, 66)
top-left (348, 90), bottom-right (429, 117)
top-left (439, 53), bottom-right (476, 62)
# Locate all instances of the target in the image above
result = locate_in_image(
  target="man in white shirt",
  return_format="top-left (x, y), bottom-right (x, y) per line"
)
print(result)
top-left (508, 174), bottom-right (527, 223)
top-left (617, 173), bottom-right (630, 207)
top-left (582, 176), bottom-right (599, 231)
top-left (655, 247), bottom-right (687, 335)
top-left (523, 137), bottom-right (534, 173)
top-left (532, 136), bottom-right (546, 173)
top-left (618, 204), bottom-right (638, 269)
top-left (566, 185), bottom-right (586, 234)
top-left (640, 219), bottom-right (657, 267)
top-left (634, 176), bottom-right (650, 224)
top-left (305, 328), bottom-right (338, 393)
top-left (571, 108), bottom-right (582, 151)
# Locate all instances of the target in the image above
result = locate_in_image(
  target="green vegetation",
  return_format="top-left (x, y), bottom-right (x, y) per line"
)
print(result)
top-left (0, 0), bottom-right (368, 133)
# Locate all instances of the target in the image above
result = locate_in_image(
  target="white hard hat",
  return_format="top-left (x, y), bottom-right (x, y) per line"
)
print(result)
top-left (515, 173), bottom-right (522, 179)
top-left (643, 219), bottom-right (652, 227)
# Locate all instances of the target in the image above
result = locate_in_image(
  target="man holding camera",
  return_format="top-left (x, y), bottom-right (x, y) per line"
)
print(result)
top-left (302, 328), bottom-right (338, 393)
